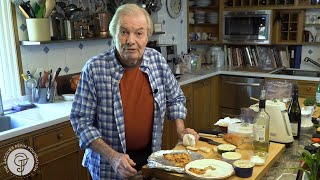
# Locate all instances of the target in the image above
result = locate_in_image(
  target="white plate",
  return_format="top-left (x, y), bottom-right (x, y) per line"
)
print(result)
top-left (185, 159), bottom-right (234, 179)
top-left (62, 94), bottom-right (75, 101)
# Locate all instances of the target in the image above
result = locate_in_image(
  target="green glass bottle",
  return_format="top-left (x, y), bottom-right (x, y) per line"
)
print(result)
top-left (288, 83), bottom-right (301, 139)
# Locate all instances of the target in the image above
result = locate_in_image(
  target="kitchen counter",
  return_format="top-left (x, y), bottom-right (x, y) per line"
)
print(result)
top-left (1, 65), bottom-right (319, 141)
top-left (0, 100), bottom-right (72, 141)
top-left (1, 66), bottom-right (319, 179)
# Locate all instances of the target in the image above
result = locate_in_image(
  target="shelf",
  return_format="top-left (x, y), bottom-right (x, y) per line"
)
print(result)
top-left (305, 23), bottom-right (320, 27)
top-left (189, 23), bottom-right (218, 26)
top-left (20, 32), bottom-right (165, 46)
top-left (189, 40), bottom-right (220, 45)
top-left (189, 5), bottom-right (219, 10)
top-left (301, 42), bottom-right (320, 45)
top-left (224, 5), bottom-right (320, 10)
top-left (20, 37), bottom-right (110, 45)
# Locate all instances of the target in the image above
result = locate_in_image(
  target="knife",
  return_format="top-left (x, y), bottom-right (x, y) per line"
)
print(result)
top-left (199, 137), bottom-right (222, 146)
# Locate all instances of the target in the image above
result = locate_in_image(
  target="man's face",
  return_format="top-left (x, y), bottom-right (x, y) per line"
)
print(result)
top-left (115, 12), bottom-right (149, 67)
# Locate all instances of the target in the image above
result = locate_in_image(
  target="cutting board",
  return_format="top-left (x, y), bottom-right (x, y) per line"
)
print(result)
top-left (142, 137), bottom-right (285, 180)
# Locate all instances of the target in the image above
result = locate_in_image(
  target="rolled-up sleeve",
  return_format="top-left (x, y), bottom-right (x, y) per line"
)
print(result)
top-left (70, 63), bottom-right (102, 149)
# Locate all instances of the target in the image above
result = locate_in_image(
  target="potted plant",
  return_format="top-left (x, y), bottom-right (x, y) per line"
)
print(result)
top-left (296, 149), bottom-right (320, 180)
top-left (303, 97), bottom-right (317, 115)
top-left (303, 97), bottom-right (316, 107)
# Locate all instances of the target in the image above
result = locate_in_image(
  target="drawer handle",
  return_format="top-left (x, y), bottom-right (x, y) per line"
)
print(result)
top-left (57, 133), bottom-right (64, 139)
top-left (306, 87), bottom-right (311, 91)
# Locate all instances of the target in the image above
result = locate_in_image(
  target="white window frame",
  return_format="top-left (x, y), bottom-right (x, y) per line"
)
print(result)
top-left (0, 1), bottom-right (22, 107)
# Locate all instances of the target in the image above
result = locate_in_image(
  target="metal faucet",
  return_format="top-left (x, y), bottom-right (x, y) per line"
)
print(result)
top-left (0, 88), bottom-right (4, 117)
top-left (304, 57), bottom-right (320, 68)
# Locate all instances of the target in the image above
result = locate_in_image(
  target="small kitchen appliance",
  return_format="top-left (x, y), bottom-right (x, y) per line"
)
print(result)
top-left (251, 100), bottom-right (294, 144)
top-left (147, 43), bottom-right (179, 75)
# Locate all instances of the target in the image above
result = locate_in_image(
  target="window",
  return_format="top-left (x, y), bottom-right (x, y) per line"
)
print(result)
top-left (0, 1), bottom-right (22, 106)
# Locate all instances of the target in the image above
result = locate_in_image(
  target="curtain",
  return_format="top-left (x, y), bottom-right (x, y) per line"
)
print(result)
top-left (0, 1), bottom-right (21, 101)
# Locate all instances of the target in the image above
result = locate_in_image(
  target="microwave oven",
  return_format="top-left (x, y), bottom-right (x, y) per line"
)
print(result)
top-left (223, 10), bottom-right (272, 44)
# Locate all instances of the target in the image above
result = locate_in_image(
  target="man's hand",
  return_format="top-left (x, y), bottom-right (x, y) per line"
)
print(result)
top-left (178, 128), bottom-right (200, 144)
top-left (89, 139), bottom-right (137, 179)
top-left (174, 119), bottom-right (200, 144)
top-left (108, 152), bottom-right (137, 178)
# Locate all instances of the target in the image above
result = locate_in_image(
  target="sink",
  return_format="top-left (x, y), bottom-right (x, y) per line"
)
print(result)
top-left (270, 68), bottom-right (320, 77)
top-left (0, 116), bottom-right (36, 132)
top-left (10, 108), bottom-right (69, 122)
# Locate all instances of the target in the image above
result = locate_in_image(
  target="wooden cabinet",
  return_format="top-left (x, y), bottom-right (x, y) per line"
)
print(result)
top-left (192, 78), bottom-right (213, 131)
top-left (0, 121), bottom-right (90, 180)
top-left (298, 80), bottom-right (317, 97)
top-left (188, 0), bottom-right (221, 45)
top-left (211, 76), bottom-right (220, 124)
top-left (273, 9), bottom-right (305, 44)
top-left (161, 77), bottom-right (220, 149)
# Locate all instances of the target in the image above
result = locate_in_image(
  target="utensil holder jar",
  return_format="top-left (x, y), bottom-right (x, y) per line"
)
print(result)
top-left (26, 18), bottom-right (51, 41)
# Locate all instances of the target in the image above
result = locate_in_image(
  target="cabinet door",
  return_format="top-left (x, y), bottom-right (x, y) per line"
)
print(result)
top-left (161, 84), bottom-right (193, 150)
top-left (31, 141), bottom-right (81, 180)
top-left (0, 138), bottom-right (30, 180)
top-left (192, 78), bottom-right (212, 131)
top-left (298, 80), bottom-right (317, 98)
top-left (273, 10), bottom-right (304, 44)
top-left (211, 76), bottom-right (220, 124)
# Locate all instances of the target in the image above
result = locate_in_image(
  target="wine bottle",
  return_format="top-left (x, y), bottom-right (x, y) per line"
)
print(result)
top-left (253, 89), bottom-right (270, 157)
top-left (288, 83), bottom-right (301, 139)
top-left (316, 81), bottom-right (320, 106)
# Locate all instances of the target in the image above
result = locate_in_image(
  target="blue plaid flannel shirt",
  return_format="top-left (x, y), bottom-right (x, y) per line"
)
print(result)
top-left (70, 47), bottom-right (186, 179)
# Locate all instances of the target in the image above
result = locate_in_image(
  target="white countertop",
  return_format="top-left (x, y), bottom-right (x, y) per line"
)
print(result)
top-left (1, 66), bottom-right (319, 141)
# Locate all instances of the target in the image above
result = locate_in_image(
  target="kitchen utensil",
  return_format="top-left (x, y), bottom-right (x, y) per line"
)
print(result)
top-left (199, 137), bottom-right (222, 146)
top-left (64, 20), bottom-right (74, 39)
top-left (97, 11), bottom-right (110, 37)
top-left (63, 4), bottom-right (78, 19)
top-left (198, 129), bottom-right (225, 136)
top-left (51, 67), bottom-right (61, 85)
top-left (55, 5), bottom-right (66, 18)
top-left (34, 72), bottom-right (42, 101)
top-left (46, 70), bottom-right (53, 102)
top-left (24, 1), bottom-right (36, 18)
top-left (13, 0), bottom-right (34, 18)
top-left (44, 0), bottom-right (56, 18)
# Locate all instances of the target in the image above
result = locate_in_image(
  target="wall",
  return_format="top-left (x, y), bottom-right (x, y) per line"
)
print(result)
top-left (301, 9), bottom-right (320, 71)
top-left (17, 0), bottom-right (188, 76)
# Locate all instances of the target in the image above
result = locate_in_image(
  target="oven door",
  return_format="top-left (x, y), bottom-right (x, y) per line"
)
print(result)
top-left (219, 75), bottom-right (264, 117)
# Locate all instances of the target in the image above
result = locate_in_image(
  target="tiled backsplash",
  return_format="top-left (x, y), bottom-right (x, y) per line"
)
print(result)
top-left (17, 0), bottom-right (188, 76)
top-left (301, 46), bottom-right (320, 70)
top-left (20, 40), bottom-right (110, 75)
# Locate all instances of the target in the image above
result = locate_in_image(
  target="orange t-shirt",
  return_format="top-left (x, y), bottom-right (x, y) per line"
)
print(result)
top-left (120, 66), bottom-right (154, 150)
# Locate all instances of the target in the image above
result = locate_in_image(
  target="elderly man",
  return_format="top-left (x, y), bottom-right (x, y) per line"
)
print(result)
top-left (70, 3), bottom-right (199, 179)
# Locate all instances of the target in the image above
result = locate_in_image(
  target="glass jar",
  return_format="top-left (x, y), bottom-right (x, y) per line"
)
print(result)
top-left (211, 47), bottom-right (225, 67)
